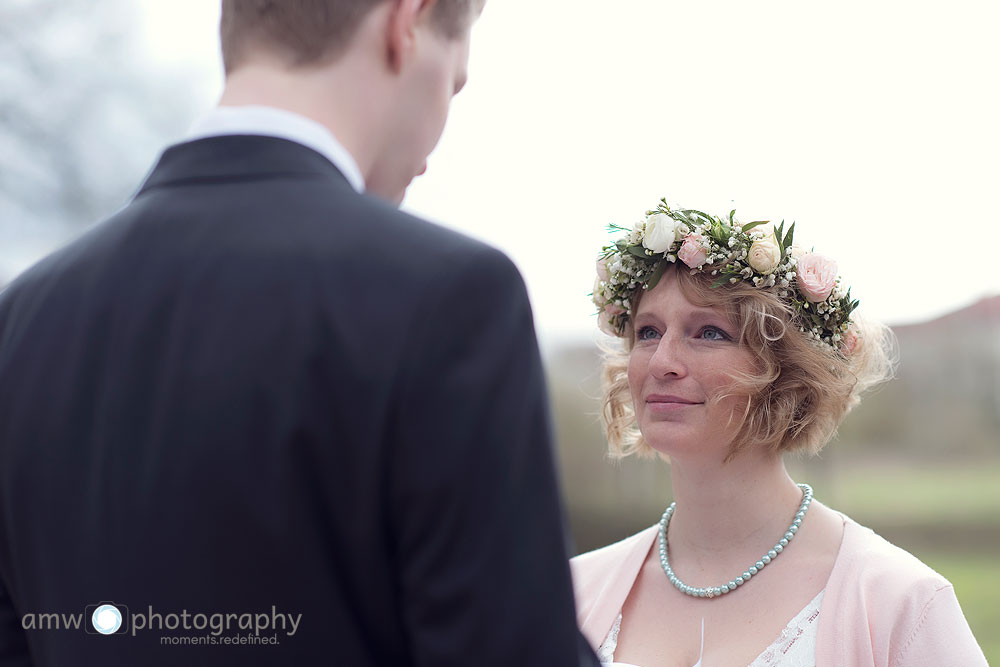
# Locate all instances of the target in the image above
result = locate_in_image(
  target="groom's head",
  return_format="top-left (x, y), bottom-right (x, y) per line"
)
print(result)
top-left (219, 0), bottom-right (484, 203)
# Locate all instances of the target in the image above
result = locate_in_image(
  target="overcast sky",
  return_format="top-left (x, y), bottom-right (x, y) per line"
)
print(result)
top-left (129, 1), bottom-right (1000, 340)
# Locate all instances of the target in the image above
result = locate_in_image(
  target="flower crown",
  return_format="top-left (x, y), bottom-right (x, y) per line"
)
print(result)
top-left (592, 199), bottom-right (860, 353)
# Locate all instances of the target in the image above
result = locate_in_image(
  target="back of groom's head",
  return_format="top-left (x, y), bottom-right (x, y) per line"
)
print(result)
top-left (217, 0), bottom-right (484, 203)
top-left (221, 0), bottom-right (475, 74)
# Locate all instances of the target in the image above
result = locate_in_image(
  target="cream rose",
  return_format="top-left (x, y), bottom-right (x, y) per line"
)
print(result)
top-left (796, 253), bottom-right (838, 302)
top-left (596, 258), bottom-right (610, 282)
top-left (747, 237), bottom-right (782, 274)
top-left (642, 214), bottom-right (679, 254)
top-left (591, 277), bottom-right (606, 307)
top-left (677, 233), bottom-right (709, 268)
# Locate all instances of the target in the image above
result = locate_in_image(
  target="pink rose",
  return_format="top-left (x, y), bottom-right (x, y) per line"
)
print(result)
top-left (596, 257), bottom-right (610, 282)
top-left (598, 304), bottom-right (625, 336)
top-left (841, 326), bottom-right (860, 356)
top-left (677, 233), bottom-right (709, 268)
top-left (795, 253), bottom-right (838, 302)
top-left (789, 243), bottom-right (808, 260)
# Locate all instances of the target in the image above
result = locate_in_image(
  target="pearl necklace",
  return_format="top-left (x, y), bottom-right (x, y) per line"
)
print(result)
top-left (657, 483), bottom-right (813, 599)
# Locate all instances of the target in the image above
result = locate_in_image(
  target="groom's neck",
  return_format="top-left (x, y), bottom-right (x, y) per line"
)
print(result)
top-left (218, 60), bottom-right (390, 180)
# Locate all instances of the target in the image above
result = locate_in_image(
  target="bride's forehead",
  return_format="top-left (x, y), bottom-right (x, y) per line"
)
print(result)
top-left (635, 293), bottom-right (724, 320)
top-left (635, 279), bottom-right (723, 317)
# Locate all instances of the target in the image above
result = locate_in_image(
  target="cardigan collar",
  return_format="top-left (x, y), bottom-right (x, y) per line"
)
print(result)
top-left (576, 515), bottom-right (856, 650)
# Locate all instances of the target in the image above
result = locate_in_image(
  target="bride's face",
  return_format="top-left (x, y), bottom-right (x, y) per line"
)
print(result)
top-left (627, 272), bottom-right (757, 460)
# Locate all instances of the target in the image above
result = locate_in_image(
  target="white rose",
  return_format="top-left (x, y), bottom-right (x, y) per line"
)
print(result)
top-left (671, 220), bottom-right (690, 242)
top-left (642, 213), bottom-right (680, 254)
top-left (747, 237), bottom-right (782, 274)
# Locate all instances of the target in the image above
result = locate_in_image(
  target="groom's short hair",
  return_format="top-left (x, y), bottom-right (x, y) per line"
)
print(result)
top-left (220, 0), bottom-right (475, 74)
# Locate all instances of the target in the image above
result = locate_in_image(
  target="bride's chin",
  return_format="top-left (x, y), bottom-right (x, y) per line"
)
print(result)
top-left (646, 441), bottom-right (697, 460)
top-left (641, 424), bottom-right (727, 460)
top-left (641, 429), bottom-right (700, 457)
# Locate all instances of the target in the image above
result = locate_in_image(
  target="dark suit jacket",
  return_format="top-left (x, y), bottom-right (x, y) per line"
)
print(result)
top-left (0, 136), bottom-right (595, 665)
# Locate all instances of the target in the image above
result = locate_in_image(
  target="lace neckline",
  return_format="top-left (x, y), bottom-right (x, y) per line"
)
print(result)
top-left (598, 589), bottom-right (825, 667)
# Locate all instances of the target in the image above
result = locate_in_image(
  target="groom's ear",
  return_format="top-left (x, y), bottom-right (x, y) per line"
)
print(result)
top-left (385, 0), bottom-right (441, 73)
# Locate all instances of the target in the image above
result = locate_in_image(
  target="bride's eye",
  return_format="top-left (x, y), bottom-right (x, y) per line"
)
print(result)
top-left (698, 326), bottom-right (732, 341)
top-left (636, 326), bottom-right (660, 341)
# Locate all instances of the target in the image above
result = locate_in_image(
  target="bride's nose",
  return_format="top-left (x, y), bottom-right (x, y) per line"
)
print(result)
top-left (647, 334), bottom-right (688, 378)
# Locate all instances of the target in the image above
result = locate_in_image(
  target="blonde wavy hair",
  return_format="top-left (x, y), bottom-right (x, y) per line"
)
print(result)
top-left (600, 263), bottom-right (896, 461)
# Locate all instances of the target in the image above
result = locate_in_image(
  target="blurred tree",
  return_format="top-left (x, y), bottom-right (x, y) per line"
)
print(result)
top-left (0, 0), bottom-right (199, 283)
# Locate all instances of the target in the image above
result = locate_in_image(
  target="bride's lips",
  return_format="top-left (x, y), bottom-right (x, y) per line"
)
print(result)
top-left (645, 394), bottom-right (702, 413)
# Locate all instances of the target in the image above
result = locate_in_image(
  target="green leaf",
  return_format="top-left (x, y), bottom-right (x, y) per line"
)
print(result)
top-left (710, 221), bottom-right (725, 242)
top-left (673, 210), bottom-right (693, 224)
top-left (782, 222), bottom-right (795, 251)
top-left (686, 209), bottom-right (714, 224)
top-left (627, 245), bottom-right (650, 258)
top-left (647, 259), bottom-right (669, 290)
top-left (729, 209), bottom-right (736, 224)
top-left (741, 220), bottom-right (768, 233)
top-left (711, 275), bottom-right (733, 288)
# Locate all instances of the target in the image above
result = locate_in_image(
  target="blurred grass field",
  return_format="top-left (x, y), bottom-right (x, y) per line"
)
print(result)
top-left (806, 460), bottom-right (1000, 526)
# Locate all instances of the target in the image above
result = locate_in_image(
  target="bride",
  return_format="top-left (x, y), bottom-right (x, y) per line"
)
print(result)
top-left (572, 201), bottom-right (986, 666)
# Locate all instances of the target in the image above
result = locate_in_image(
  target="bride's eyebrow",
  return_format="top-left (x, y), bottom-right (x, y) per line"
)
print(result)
top-left (687, 303), bottom-right (724, 316)
top-left (661, 309), bottom-right (739, 334)
top-left (686, 305), bottom-right (734, 323)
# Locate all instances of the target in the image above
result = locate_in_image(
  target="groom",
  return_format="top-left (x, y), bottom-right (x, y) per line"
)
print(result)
top-left (0, 1), bottom-right (596, 665)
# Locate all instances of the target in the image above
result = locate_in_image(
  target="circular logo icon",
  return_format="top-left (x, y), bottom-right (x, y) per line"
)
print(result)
top-left (91, 604), bottom-right (122, 635)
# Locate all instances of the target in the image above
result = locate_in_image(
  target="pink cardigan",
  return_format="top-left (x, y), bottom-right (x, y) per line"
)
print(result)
top-left (570, 515), bottom-right (986, 666)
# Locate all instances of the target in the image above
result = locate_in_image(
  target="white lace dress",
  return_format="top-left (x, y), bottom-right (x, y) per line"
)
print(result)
top-left (597, 590), bottom-right (823, 667)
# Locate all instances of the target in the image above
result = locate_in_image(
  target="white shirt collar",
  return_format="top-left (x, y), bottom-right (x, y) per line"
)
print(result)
top-left (186, 105), bottom-right (366, 193)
